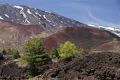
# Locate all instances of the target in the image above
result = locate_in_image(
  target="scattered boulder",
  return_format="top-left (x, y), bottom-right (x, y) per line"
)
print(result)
top-left (0, 53), bottom-right (4, 60)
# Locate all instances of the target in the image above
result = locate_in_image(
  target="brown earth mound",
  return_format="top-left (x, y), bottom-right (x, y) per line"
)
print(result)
top-left (0, 20), bottom-right (44, 51)
top-left (42, 52), bottom-right (120, 80)
top-left (44, 27), bottom-right (119, 51)
top-left (91, 41), bottom-right (120, 53)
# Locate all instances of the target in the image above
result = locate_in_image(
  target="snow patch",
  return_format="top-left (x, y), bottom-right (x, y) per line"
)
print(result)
top-left (13, 5), bottom-right (23, 10)
top-left (14, 5), bottom-right (30, 24)
top-left (35, 12), bottom-right (42, 17)
top-left (105, 27), bottom-right (115, 31)
top-left (39, 22), bottom-right (41, 24)
top-left (4, 14), bottom-right (9, 18)
top-left (0, 16), bottom-right (3, 20)
top-left (88, 24), bottom-right (96, 27)
top-left (44, 10), bottom-right (51, 14)
top-left (43, 15), bottom-right (51, 22)
top-left (20, 10), bottom-right (30, 24)
top-left (25, 19), bottom-right (30, 24)
top-left (61, 21), bottom-right (63, 23)
top-left (27, 9), bottom-right (38, 18)
top-left (27, 9), bottom-right (32, 14)
top-left (88, 24), bottom-right (120, 37)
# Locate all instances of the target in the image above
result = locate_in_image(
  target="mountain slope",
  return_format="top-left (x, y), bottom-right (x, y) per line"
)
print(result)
top-left (0, 20), bottom-right (44, 51)
top-left (0, 20), bottom-right (118, 52)
top-left (0, 4), bottom-right (120, 38)
top-left (44, 27), bottom-right (119, 51)
top-left (88, 24), bottom-right (120, 37)
top-left (0, 4), bottom-right (120, 52)
top-left (91, 41), bottom-right (120, 53)
top-left (0, 4), bottom-right (86, 31)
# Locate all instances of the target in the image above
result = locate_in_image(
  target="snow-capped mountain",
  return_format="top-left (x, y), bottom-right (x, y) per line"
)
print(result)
top-left (88, 24), bottom-right (120, 37)
top-left (0, 4), bottom-right (119, 37)
top-left (0, 4), bottom-right (86, 31)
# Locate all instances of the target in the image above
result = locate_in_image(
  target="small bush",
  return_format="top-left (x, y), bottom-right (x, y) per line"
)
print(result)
top-left (49, 48), bottom-right (59, 62)
top-left (59, 41), bottom-right (78, 59)
top-left (6, 48), bottom-right (20, 59)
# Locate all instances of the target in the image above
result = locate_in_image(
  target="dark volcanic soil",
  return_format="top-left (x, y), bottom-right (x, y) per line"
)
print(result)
top-left (0, 62), bottom-right (26, 80)
top-left (42, 52), bottom-right (120, 80)
top-left (0, 52), bottom-right (120, 80)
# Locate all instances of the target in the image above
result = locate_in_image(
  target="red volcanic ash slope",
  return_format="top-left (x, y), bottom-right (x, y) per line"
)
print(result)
top-left (91, 41), bottom-right (120, 53)
top-left (0, 20), bottom-right (44, 51)
top-left (44, 27), bottom-right (119, 51)
top-left (0, 20), bottom-right (119, 52)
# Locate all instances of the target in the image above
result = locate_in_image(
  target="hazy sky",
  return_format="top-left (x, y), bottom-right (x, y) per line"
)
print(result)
top-left (0, 0), bottom-right (120, 27)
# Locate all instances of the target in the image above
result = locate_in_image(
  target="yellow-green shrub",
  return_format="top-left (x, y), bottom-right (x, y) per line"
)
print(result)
top-left (59, 41), bottom-right (78, 59)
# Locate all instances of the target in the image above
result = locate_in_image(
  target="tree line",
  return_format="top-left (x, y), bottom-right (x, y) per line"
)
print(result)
top-left (1, 37), bottom-right (87, 77)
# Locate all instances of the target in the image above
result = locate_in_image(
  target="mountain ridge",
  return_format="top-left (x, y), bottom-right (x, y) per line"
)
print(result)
top-left (0, 4), bottom-right (120, 38)
top-left (0, 4), bottom-right (86, 31)
top-left (88, 24), bottom-right (120, 37)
